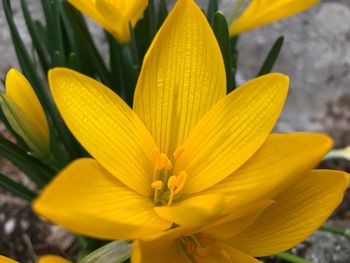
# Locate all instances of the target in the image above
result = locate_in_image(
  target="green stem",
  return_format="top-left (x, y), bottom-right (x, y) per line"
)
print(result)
top-left (320, 225), bottom-right (350, 239)
top-left (276, 252), bottom-right (311, 263)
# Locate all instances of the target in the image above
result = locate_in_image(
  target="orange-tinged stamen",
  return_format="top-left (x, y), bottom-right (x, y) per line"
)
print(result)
top-left (173, 145), bottom-right (185, 160)
top-left (196, 246), bottom-right (209, 256)
top-left (151, 180), bottom-right (163, 203)
top-left (167, 175), bottom-right (177, 206)
top-left (174, 171), bottom-right (188, 195)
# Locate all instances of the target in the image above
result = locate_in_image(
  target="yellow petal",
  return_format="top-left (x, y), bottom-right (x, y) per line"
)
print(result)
top-left (227, 170), bottom-right (349, 256)
top-left (33, 158), bottom-right (171, 240)
top-left (200, 201), bottom-right (273, 239)
top-left (67, 0), bottom-right (147, 43)
top-left (154, 194), bottom-right (225, 227)
top-left (133, 0), bottom-right (226, 157)
top-left (1, 69), bottom-right (50, 156)
top-left (215, 244), bottom-right (262, 263)
top-left (175, 73), bottom-right (289, 194)
top-left (132, 227), bottom-right (191, 263)
top-left (0, 256), bottom-right (17, 263)
top-left (229, 0), bottom-right (319, 36)
top-left (37, 255), bottom-right (71, 263)
top-left (49, 68), bottom-right (157, 196)
top-left (202, 133), bottom-right (332, 207)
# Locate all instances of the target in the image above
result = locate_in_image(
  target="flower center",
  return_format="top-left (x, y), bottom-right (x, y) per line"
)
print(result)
top-left (178, 234), bottom-right (216, 260)
top-left (150, 147), bottom-right (187, 206)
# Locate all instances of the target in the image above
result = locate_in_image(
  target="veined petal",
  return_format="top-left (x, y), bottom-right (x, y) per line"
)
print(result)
top-left (67, 0), bottom-right (147, 43)
top-left (33, 159), bottom-right (171, 240)
top-left (200, 201), bottom-right (273, 239)
top-left (49, 68), bottom-right (157, 196)
top-left (0, 256), bottom-right (17, 263)
top-left (133, 0), bottom-right (226, 157)
top-left (175, 73), bottom-right (289, 194)
top-left (215, 244), bottom-right (261, 263)
top-left (227, 170), bottom-right (349, 256)
top-left (0, 69), bottom-right (50, 155)
top-left (37, 255), bottom-right (71, 263)
top-left (229, 0), bottom-right (319, 36)
top-left (202, 133), bottom-right (332, 206)
top-left (132, 227), bottom-right (191, 263)
top-left (154, 194), bottom-right (225, 227)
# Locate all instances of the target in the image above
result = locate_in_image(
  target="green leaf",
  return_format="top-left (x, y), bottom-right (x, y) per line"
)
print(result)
top-left (63, 2), bottom-right (111, 87)
top-left (0, 135), bottom-right (55, 187)
top-left (79, 240), bottom-right (131, 263)
top-left (213, 12), bottom-right (233, 94)
top-left (21, 0), bottom-right (51, 72)
top-left (276, 252), bottom-right (311, 263)
top-left (207, 0), bottom-right (218, 23)
top-left (258, 36), bottom-right (284, 76)
top-left (158, 0), bottom-right (168, 28)
top-left (230, 36), bottom-right (239, 91)
top-left (107, 33), bottom-right (124, 96)
top-left (148, 0), bottom-right (157, 40)
top-left (0, 173), bottom-right (37, 201)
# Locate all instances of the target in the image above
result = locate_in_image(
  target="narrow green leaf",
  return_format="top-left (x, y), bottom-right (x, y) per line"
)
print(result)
top-left (21, 0), bottom-right (51, 72)
top-left (0, 173), bottom-right (37, 201)
top-left (230, 36), bottom-right (239, 91)
top-left (213, 12), bottom-right (233, 93)
top-left (0, 135), bottom-right (55, 187)
top-left (207, 0), bottom-right (218, 23)
top-left (258, 36), bottom-right (284, 76)
top-left (107, 33), bottom-right (124, 96)
top-left (276, 252), bottom-right (311, 263)
top-left (148, 0), bottom-right (157, 40)
top-left (63, 2), bottom-right (111, 86)
top-left (79, 241), bottom-right (131, 263)
top-left (320, 225), bottom-right (350, 239)
top-left (158, 0), bottom-right (168, 28)
top-left (49, 0), bottom-right (66, 66)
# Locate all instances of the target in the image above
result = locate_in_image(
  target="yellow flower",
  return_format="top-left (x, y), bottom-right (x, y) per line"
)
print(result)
top-left (33, 0), bottom-right (342, 242)
top-left (229, 0), bottom-right (320, 36)
top-left (67, 0), bottom-right (148, 43)
top-left (0, 255), bottom-right (70, 263)
top-left (0, 69), bottom-right (50, 158)
top-left (133, 170), bottom-right (349, 262)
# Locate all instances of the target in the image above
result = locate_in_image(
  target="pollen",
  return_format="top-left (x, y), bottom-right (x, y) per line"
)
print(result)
top-left (173, 145), bottom-right (185, 160)
top-left (155, 149), bottom-right (172, 170)
top-left (151, 180), bottom-right (163, 190)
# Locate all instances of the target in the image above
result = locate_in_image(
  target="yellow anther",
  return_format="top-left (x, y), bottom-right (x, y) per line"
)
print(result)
top-left (167, 175), bottom-right (177, 189)
top-left (151, 180), bottom-right (163, 190)
top-left (173, 145), bottom-right (185, 160)
top-left (155, 149), bottom-right (172, 170)
top-left (196, 246), bottom-right (209, 256)
top-left (174, 171), bottom-right (188, 195)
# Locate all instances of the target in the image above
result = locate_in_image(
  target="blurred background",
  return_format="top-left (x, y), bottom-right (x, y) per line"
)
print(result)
top-left (0, 0), bottom-right (350, 262)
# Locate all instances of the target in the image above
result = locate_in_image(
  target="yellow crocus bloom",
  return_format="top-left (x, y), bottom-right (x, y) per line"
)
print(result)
top-left (230, 0), bottom-right (320, 36)
top-left (0, 69), bottom-right (50, 158)
top-left (0, 255), bottom-right (70, 263)
top-left (132, 170), bottom-right (349, 262)
top-left (33, 0), bottom-right (346, 245)
top-left (67, 0), bottom-right (148, 43)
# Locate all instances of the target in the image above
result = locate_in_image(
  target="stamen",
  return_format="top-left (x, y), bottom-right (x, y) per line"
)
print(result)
top-left (167, 175), bottom-right (177, 206)
top-left (196, 247), bottom-right (209, 256)
top-left (173, 145), bottom-right (185, 160)
top-left (151, 180), bottom-right (163, 203)
top-left (174, 171), bottom-right (188, 195)
top-left (155, 149), bottom-right (172, 170)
